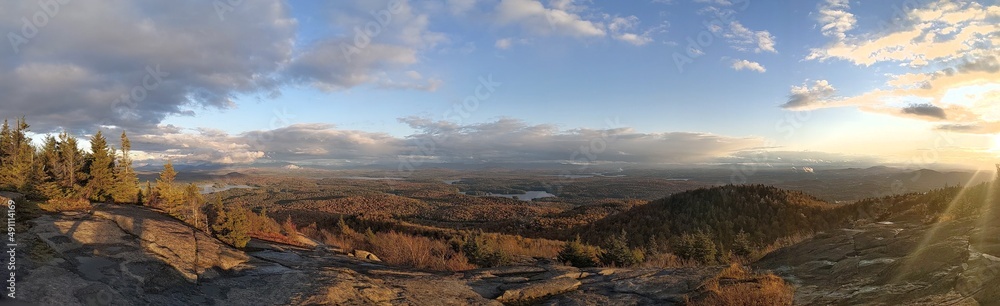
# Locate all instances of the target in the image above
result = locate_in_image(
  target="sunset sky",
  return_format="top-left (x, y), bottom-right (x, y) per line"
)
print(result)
top-left (1, 0), bottom-right (997, 169)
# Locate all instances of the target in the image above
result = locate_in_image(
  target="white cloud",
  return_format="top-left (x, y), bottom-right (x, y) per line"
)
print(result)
top-left (496, 38), bottom-right (513, 49)
top-left (807, 0), bottom-right (998, 67)
top-left (287, 1), bottom-right (447, 92)
top-left (816, 0), bottom-right (856, 41)
top-left (708, 19), bottom-right (777, 53)
top-left (730, 59), bottom-right (766, 73)
top-left (781, 80), bottom-right (837, 109)
top-left (128, 118), bottom-right (764, 165)
top-left (0, 1), bottom-right (295, 133)
top-left (495, 0), bottom-right (606, 37)
top-left (794, 0), bottom-right (1000, 134)
top-left (446, 0), bottom-right (478, 15)
top-left (607, 16), bottom-right (657, 46)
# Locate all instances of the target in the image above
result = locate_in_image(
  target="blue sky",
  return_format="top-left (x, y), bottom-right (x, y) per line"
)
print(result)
top-left (2, 0), bottom-right (998, 168)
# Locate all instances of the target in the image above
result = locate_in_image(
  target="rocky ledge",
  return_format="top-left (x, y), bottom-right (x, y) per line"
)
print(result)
top-left (755, 219), bottom-right (1000, 306)
top-left (8, 194), bottom-right (996, 305)
top-left (6, 201), bottom-right (748, 305)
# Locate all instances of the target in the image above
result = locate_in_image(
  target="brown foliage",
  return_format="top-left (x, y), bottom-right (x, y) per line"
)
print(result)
top-left (687, 264), bottom-right (794, 306)
top-left (39, 197), bottom-right (91, 212)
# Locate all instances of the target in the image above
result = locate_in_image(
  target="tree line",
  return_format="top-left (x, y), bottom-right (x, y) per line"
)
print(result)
top-left (0, 116), bottom-right (140, 205)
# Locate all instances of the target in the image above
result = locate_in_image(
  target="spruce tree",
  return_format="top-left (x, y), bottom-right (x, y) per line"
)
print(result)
top-left (112, 131), bottom-right (139, 203)
top-left (57, 132), bottom-right (86, 197)
top-left (0, 119), bottom-right (11, 188)
top-left (86, 131), bottom-right (115, 202)
top-left (183, 183), bottom-right (204, 229)
top-left (0, 117), bottom-right (37, 192)
top-left (35, 136), bottom-right (62, 198)
top-left (155, 161), bottom-right (180, 210)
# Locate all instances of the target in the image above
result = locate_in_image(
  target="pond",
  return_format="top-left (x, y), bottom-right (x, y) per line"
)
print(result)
top-left (199, 184), bottom-right (255, 194)
top-left (336, 176), bottom-right (405, 181)
top-left (460, 190), bottom-right (556, 201)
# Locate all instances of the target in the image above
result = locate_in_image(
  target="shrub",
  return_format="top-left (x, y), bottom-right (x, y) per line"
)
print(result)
top-left (213, 206), bottom-right (251, 248)
top-left (687, 264), bottom-right (794, 306)
top-left (462, 230), bottom-right (511, 268)
top-left (38, 197), bottom-right (91, 212)
top-left (598, 230), bottom-right (644, 267)
top-left (673, 231), bottom-right (718, 264)
top-left (558, 235), bottom-right (597, 267)
top-left (731, 230), bottom-right (755, 259)
top-left (367, 230), bottom-right (474, 271)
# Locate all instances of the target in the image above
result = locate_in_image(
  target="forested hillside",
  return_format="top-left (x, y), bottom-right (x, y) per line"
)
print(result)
top-left (578, 184), bottom-right (855, 263)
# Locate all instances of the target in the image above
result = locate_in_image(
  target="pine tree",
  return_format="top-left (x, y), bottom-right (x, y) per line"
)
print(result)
top-left (155, 161), bottom-right (180, 211)
top-left (144, 181), bottom-right (153, 206)
top-left (0, 117), bottom-right (37, 192)
top-left (558, 235), bottom-right (597, 267)
top-left (35, 136), bottom-right (62, 198)
top-left (57, 132), bottom-right (86, 197)
top-left (183, 183), bottom-right (204, 229)
top-left (209, 194), bottom-right (226, 232)
top-left (599, 229), bottom-right (644, 267)
top-left (85, 131), bottom-right (115, 202)
top-left (212, 199), bottom-right (250, 248)
top-left (0, 119), bottom-right (11, 188)
top-left (112, 131), bottom-right (139, 203)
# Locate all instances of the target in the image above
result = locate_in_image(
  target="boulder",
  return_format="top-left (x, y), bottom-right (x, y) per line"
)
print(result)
top-left (92, 205), bottom-right (249, 282)
top-left (351, 249), bottom-right (381, 262)
top-left (497, 277), bottom-right (582, 303)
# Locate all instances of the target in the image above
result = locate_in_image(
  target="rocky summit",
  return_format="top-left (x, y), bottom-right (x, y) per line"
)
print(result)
top-left (7, 190), bottom-right (1000, 305)
top-left (756, 219), bottom-right (1000, 306)
top-left (7, 199), bottom-right (742, 305)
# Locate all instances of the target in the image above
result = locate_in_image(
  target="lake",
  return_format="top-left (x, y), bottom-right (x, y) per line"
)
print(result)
top-left (336, 176), bottom-right (405, 180)
top-left (460, 190), bottom-right (556, 201)
top-left (200, 184), bottom-right (255, 194)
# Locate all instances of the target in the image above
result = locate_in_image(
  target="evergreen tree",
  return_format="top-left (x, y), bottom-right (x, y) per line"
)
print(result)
top-left (732, 230), bottom-right (755, 259)
top-left (0, 119), bottom-right (11, 188)
top-left (85, 131), bottom-right (115, 202)
top-left (35, 136), bottom-right (62, 198)
top-left (209, 194), bottom-right (226, 231)
top-left (558, 235), bottom-right (597, 267)
top-left (598, 229), bottom-right (644, 267)
top-left (212, 198), bottom-right (250, 248)
top-left (112, 131), bottom-right (139, 203)
top-left (673, 231), bottom-right (718, 264)
top-left (57, 132), bottom-right (86, 197)
top-left (0, 117), bottom-right (37, 192)
top-left (144, 181), bottom-right (153, 206)
top-left (183, 183), bottom-right (204, 229)
top-left (154, 161), bottom-right (180, 209)
top-left (462, 230), bottom-right (511, 267)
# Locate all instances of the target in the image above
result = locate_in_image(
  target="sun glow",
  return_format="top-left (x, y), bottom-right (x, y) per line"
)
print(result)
top-left (991, 134), bottom-right (1000, 154)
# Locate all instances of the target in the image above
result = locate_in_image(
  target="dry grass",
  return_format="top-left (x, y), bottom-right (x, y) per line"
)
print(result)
top-left (640, 252), bottom-right (702, 268)
top-left (368, 230), bottom-right (475, 271)
top-left (38, 198), bottom-right (91, 212)
top-left (489, 233), bottom-right (563, 259)
top-left (687, 264), bottom-right (794, 306)
top-left (320, 229), bottom-right (474, 271)
top-left (750, 232), bottom-right (813, 262)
